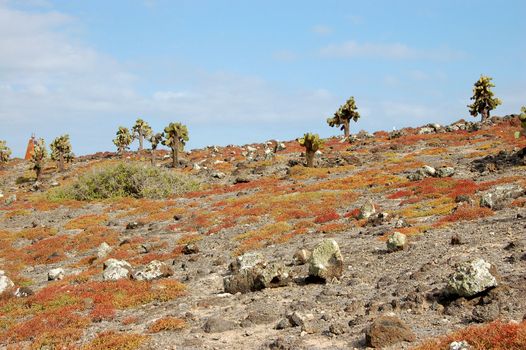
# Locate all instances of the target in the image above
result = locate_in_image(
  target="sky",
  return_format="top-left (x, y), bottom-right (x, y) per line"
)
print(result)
top-left (1, 0), bottom-right (525, 157)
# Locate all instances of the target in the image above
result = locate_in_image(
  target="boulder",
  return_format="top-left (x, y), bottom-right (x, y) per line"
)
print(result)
top-left (0, 271), bottom-right (14, 294)
top-left (358, 201), bottom-right (376, 219)
top-left (447, 258), bottom-right (498, 297)
top-left (229, 252), bottom-right (263, 273)
top-left (436, 167), bottom-right (456, 178)
top-left (449, 341), bottom-right (470, 350)
top-left (480, 184), bottom-right (525, 209)
top-left (418, 126), bottom-right (435, 134)
top-left (224, 260), bottom-right (291, 294)
top-left (103, 259), bottom-right (133, 281)
top-left (182, 243), bottom-right (200, 255)
top-left (365, 315), bottom-right (416, 348)
top-left (47, 268), bottom-right (65, 281)
top-left (308, 239), bottom-right (343, 282)
top-left (202, 317), bottom-right (237, 333)
top-left (423, 165), bottom-right (436, 177)
top-left (14, 287), bottom-right (34, 298)
top-left (292, 249), bottom-right (311, 265)
top-left (386, 232), bottom-right (407, 252)
top-left (132, 260), bottom-right (173, 281)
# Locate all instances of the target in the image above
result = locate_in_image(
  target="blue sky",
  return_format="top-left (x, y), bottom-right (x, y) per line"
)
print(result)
top-left (1, 0), bottom-right (525, 157)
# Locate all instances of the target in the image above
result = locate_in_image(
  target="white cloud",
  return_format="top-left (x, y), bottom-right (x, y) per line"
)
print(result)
top-left (319, 41), bottom-right (465, 61)
top-left (312, 25), bottom-right (332, 36)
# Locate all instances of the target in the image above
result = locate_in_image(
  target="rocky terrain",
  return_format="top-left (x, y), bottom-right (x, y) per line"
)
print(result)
top-left (1, 116), bottom-right (526, 350)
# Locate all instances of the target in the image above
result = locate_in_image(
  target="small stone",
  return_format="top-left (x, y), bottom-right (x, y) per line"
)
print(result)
top-left (387, 232), bottom-right (407, 252)
top-left (365, 315), bottom-right (416, 348)
top-left (450, 233), bottom-right (462, 245)
top-left (449, 340), bottom-right (470, 350)
top-left (212, 171), bottom-right (226, 179)
top-left (308, 239), bottom-right (343, 282)
top-left (48, 268), bottom-right (65, 281)
top-left (358, 201), bottom-right (376, 219)
top-left (126, 221), bottom-right (142, 230)
top-left (447, 258), bottom-right (498, 297)
top-left (183, 244), bottom-right (200, 255)
top-left (329, 322), bottom-right (347, 335)
top-left (14, 286), bottom-right (34, 298)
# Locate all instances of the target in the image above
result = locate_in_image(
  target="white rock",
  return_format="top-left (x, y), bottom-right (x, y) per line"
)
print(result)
top-left (48, 268), bottom-right (65, 281)
top-left (387, 232), bottom-right (407, 252)
top-left (449, 340), bottom-right (470, 350)
top-left (96, 242), bottom-right (112, 259)
top-left (247, 146), bottom-right (257, 153)
top-left (0, 271), bottom-right (14, 294)
top-left (447, 258), bottom-right (498, 297)
top-left (103, 259), bottom-right (133, 281)
top-left (133, 260), bottom-right (173, 281)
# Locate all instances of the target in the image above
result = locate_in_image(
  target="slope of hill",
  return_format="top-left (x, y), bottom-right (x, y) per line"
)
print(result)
top-left (1, 116), bottom-right (526, 349)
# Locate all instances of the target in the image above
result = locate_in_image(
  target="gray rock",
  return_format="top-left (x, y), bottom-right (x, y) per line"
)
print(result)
top-left (0, 270), bottom-right (14, 294)
top-left (275, 318), bottom-right (292, 330)
top-left (447, 258), bottom-right (498, 297)
top-left (450, 341), bottom-right (470, 350)
top-left (202, 317), bottom-right (237, 333)
top-left (183, 243), bottom-right (200, 255)
top-left (436, 167), bottom-right (455, 178)
top-left (387, 232), bottom-right (407, 252)
top-left (132, 260), bottom-right (173, 281)
top-left (229, 252), bottom-right (263, 273)
top-left (418, 126), bottom-right (435, 134)
top-left (480, 184), bottom-right (525, 209)
top-left (14, 287), bottom-right (33, 298)
top-left (423, 165), bottom-right (436, 177)
top-left (102, 259), bottom-right (133, 281)
top-left (96, 242), bottom-right (112, 259)
top-left (212, 171), bottom-right (226, 179)
top-left (308, 239), bottom-right (343, 281)
top-left (224, 260), bottom-right (291, 294)
top-left (407, 172), bottom-right (425, 181)
top-left (47, 268), bottom-right (65, 281)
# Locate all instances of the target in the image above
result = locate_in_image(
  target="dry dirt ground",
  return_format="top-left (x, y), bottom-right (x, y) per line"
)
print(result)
top-left (1, 117), bottom-right (526, 349)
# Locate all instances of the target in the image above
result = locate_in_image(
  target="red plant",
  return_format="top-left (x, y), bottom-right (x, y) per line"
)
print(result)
top-left (314, 210), bottom-right (340, 224)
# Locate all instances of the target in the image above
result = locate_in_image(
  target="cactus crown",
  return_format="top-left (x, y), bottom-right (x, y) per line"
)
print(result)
top-left (327, 96), bottom-right (360, 128)
top-left (149, 132), bottom-right (163, 150)
top-left (298, 133), bottom-right (323, 152)
top-left (31, 138), bottom-right (47, 170)
top-left (468, 75), bottom-right (502, 117)
top-left (0, 140), bottom-right (12, 163)
top-left (162, 122), bottom-right (189, 150)
top-left (113, 126), bottom-right (133, 151)
top-left (50, 134), bottom-right (74, 162)
top-left (132, 118), bottom-right (153, 138)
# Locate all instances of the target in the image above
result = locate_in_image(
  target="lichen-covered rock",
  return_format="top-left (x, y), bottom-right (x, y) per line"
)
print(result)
top-left (132, 260), bottom-right (173, 281)
top-left (447, 258), bottom-right (498, 297)
top-left (224, 260), bottom-right (291, 294)
top-left (387, 232), bottom-right (407, 252)
top-left (365, 315), bottom-right (416, 348)
top-left (47, 268), bottom-right (65, 281)
top-left (423, 165), bottom-right (436, 177)
top-left (228, 252), bottom-right (263, 273)
top-left (292, 249), bottom-right (311, 265)
top-left (0, 270), bottom-right (14, 294)
top-left (449, 341), bottom-right (470, 350)
top-left (480, 184), bottom-right (525, 209)
top-left (358, 201), bottom-right (376, 219)
top-left (308, 239), bottom-right (343, 281)
top-left (103, 259), bottom-right (133, 281)
top-left (436, 166), bottom-right (455, 178)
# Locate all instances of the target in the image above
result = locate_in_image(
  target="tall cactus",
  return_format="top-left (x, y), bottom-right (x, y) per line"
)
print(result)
top-left (327, 96), bottom-right (360, 139)
top-left (0, 140), bottom-right (11, 168)
top-left (31, 138), bottom-right (47, 181)
top-left (113, 126), bottom-right (133, 155)
top-left (50, 134), bottom-right (73, 172)
top-left (468, 75), bottom-right (502, 122)
top-left (162, 122), bottom-right (189, 168)
top-left (149, 132), bottom-right (163, 166)
top-left (298, 133), bottom-right (323, 168)
top-left (132, 118), bottom-right (153, 151)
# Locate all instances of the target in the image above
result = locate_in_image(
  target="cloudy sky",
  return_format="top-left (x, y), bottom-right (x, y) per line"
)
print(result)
top-left (1, 0), bottom-right (525, 157)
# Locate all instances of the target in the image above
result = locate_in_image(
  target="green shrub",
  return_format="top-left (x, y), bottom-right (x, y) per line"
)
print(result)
top-left (48, 163), bottom-right (199, 200)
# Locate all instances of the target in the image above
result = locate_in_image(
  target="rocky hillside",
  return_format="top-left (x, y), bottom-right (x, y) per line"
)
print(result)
top-left (1, 116), bottom-right (526, 350)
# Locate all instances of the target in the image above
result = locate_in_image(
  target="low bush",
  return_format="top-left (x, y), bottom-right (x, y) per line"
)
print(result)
top-left (48, 163), bottom-right (199, 200)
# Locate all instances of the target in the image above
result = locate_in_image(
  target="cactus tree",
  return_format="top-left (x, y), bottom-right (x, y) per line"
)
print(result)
top-left (327, 96), bottom-right (360, 139)
top-left (162, 122), bottom-right (189, 168)
top-left (149, 132), bottom-right (163, 166)
top-left (132, 118), bottom-right (153, 151)
top-left (31, 138), bottom-right (47, 181)
top-left (113, 126), bottom-right (133, 155)
top-left (50, 134), bottom-right (73, 172)
top-left (0, 140), bottom-right (11, 168)
top-left (468, 75), bottom-right (502, 122)
top-left (298, 133), bottom-right (323, 168)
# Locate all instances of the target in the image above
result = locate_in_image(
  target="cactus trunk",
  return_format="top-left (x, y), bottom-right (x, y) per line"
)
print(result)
top-left (36, 166), bottom-right (42, 181)
top-left (58, 154), bottom-right (64, 172)
top-left (306, 150), bottom-right (315, 168)
top-left (343, 120), bottom-right (350, 139)
top-left (138, 133), bottom-right (144, 151)
top-left (481, 108), bottom-right (489, 122)
top-left (172, 140), bottom-right (179, 168)
top-left (150, 149), bottom-right (155, 166)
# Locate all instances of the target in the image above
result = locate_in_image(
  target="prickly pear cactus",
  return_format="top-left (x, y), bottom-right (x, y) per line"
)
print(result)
top-left (515, 106), bottom-right (526, 139)
top-left (132, 118), bottom-right (153, 151)
top-left (113, 126), bottom-right (133, 154)
top-left (327, 96), bottom-right (360, 138)
top-left (298, 133), bottom-right (323, 167)
top-left (149, 132), bottom-right (163, 151)
top-left (31, 138), bottom-right (47, 181)
top-left (162, 122), bottom-right (189, 167)
top-left (0, 140), bottom-right (11, 165)
top-left (50, 134), bottom-right (73, 172)
top-left (468, 75), bottom-right (502, 122)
